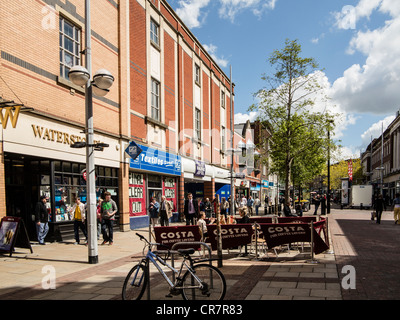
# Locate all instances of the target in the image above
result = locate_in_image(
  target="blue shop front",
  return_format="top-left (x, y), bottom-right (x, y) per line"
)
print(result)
top-left (128, 144), bottom-right (181, 229)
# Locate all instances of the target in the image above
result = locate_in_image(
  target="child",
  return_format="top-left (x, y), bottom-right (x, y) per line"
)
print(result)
top-left (197, 211), bottom-right (208, 239)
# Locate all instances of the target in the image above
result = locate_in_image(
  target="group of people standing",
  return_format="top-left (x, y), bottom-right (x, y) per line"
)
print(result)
top-left (34, 192), bottom-right (117, 246)
top-left (148, 196), bottom-right (174, 227)
top-left (312, 194), bottom-right (328, 215)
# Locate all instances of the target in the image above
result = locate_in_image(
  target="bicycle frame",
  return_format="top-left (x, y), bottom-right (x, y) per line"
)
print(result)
top-left (137, 246), bottom-right (204, 291)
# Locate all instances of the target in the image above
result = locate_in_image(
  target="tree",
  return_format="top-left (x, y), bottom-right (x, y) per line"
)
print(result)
top-left (250, 39), bottom-right (338, 204)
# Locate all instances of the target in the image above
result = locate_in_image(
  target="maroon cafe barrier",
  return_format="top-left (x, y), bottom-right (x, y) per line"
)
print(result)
top-left (277, 216), bottom-right (317, 223)
top-left (248, 217), bottom-right (273, 224)
top-left (205, 224), bottom-right (253, 250)
top-left (259, 223), bottom-right (329, 254)
top-left (153, 225), bottom-right (201, 250)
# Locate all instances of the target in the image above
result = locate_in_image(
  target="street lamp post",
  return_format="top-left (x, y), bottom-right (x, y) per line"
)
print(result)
top-left (69, 0), bottom-right (114, 264)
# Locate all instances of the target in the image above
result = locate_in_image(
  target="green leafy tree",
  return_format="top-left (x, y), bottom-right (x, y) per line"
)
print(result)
top-left (250, 39), bottom-right (338, 203)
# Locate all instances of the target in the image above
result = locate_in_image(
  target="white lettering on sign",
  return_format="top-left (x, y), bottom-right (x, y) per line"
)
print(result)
top-left (129, 173), bottom-right (143, 185)
top-left (212, 227), bottom-right (248, 236)
top-left (160, 231), bottom-right (195, 239)
top-left (267, 226), bottom-right (305, 234)
top-left (129, 187), bottom-right (143, 199)
top-left (165, 189), bottom-right (175, 199)
top-left (131, 201), bottom-right (142, 214)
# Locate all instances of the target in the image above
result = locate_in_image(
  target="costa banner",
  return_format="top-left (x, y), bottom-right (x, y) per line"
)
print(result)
top-left (206, 224), bottom-right (253, 250)
top-left (313, 219), bottom-right (329, 246)
top-left (259, 223), bottom-right (329, 254)
top-left (153, 225), bottom-right (201, 249)
top-left (277, 217), bottom-right (317, 224)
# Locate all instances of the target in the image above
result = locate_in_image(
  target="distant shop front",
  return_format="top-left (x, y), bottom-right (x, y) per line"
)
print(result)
top-left (128, 144), bottom-right (181, 229)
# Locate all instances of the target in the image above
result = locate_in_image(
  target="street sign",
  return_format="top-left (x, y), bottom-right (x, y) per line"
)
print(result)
top-left (125, 141), bottom-right (143, 160)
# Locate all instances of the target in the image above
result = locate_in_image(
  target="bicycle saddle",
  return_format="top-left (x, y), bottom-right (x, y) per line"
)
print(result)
top-left (178, 248), bottom-right (195, 256)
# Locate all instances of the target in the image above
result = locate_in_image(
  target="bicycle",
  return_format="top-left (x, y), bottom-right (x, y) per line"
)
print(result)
top-left (122, 233), bottom-right (226, 300)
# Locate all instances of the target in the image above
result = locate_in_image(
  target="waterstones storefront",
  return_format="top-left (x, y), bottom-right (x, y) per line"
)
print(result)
top-left (128, 144), bottom-right (181, 229)
top-left (1, 113), bottom-right (122, 241)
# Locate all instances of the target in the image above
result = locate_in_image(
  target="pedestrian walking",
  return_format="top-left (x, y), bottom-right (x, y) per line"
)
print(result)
top-left (393, 193), bottom-right (400, 224)
top-left (374, 194), bottom-right (386, 224)
top-left (184, 193), bottom-right (199, 225)
top-left (149, 197), bottom-right (160, 226)
top-left (313, 194), bottom-right (321, 215)
top-left (34, 195), bottom-right (49, 245)
top-left (254, 196), bottom-right (261, 215)
top-left (96, 198), bottom-right (103, 240)
top-left (247, 196), bottom-right (254, 216)
top-left (100, 191), bottom-right (118, 245)
top-left (70, 197), bottom-right (87, 245)
top-left (220, 197), bottom-right (229, 220)
top-left (204, 198), bottom-right (212, 218)
top-left (159, 196), bottom-right (172, 226)
top-left (321, 194), bottom-right (327, 215)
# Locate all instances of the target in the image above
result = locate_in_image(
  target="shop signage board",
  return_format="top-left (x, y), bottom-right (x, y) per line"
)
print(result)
top-left (125, 141), bottom-right (143, 160)
top-left (0, 217), bottom-right (33, 256)
top-left (194, 160), bottom-right (205, 177)
top-left (129, 144), bottom-right (181, 176)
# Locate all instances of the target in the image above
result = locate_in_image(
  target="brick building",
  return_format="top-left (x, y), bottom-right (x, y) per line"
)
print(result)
top-left (0, 0), bottom-right (237, 238)
top-left (127, 0), bottom-right (235, 228)
top-left (0, 0), bottom-right (130, 239)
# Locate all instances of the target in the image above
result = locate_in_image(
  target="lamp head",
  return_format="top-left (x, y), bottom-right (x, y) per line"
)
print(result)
top-left (68, 65), bottom-right (90, 86)
top-left (93, 69), bottom-right (114, 90)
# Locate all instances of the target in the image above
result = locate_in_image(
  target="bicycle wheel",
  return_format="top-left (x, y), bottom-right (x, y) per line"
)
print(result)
top-left (122, 264), bottom-right (148, 300)
top-left (181, 264), bottom-right (226, 300)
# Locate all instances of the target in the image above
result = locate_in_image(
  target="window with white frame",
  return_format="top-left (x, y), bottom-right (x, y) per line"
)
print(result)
top-left (150, 19), bottom-right (159, 46)
top-left (195, 108), bottom-right (201, 140)
top-left (151, 79), bottom-right (160, 121)
top-left (195, 64), bottom-right (200, 85)
top-left (221, 90), bottom-right (225, 109)
top-left (59, 17), bottom-right (81, 80)
top-left (221, 126), bottom-right (226, 152)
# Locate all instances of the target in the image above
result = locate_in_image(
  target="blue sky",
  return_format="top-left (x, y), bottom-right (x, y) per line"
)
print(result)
top-left (167, 0), bottom-right (400, 161)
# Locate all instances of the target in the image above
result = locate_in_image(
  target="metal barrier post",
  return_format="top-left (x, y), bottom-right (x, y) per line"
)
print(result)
top-left (307, 221), bottom-right (319, 264)
top-left (324, 217), bottom-right (334, 254)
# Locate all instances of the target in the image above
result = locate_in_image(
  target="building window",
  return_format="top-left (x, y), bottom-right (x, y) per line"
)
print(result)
top-left (59, 17), bottom-right (81, 80)
top-left (221, 90), bottom-right (225, 109)
top-left (150, 19), bottom-right (159, 47)
top-left (151, 79), bottom-right (160, 121)
top-left (195, 64), bottom-right (200, 85)
top-left (221, 126), bottom-right (226, 152)
top-left (195, 108), bottom-right (201, 140)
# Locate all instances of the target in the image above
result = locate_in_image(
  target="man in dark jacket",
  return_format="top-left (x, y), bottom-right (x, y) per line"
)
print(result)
top-left (35, 195), bottom-right (49, 245)
top-left (184, 193), bottom-right (199, 225)
top-left (375, 194), bottom-right (386, 224)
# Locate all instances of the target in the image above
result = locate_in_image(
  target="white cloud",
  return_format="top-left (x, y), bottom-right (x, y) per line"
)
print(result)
top-left (219, 0), bottom-right (277, 22)
top-left (174, 0), bottom-right (278, 28)
top-left (175, 0), bottom-right (211, 29)
top-left (203, 44), bottom-right (229, 68)
top-left (330, 0), bottom-right (400, 115)
top-left (234, 111), bottom-right (259, 124)
top-left (360, 115), bottom-right (396, 148)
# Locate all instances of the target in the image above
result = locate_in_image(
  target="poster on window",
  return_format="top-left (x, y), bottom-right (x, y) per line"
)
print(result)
top-left (129, 173), bottom-right (146, 217)
top-left (163, 177), bottom-right (177, 211)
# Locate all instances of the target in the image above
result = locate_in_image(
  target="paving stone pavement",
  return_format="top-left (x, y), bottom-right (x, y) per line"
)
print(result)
top-left (0, 208), bottom-right (399, 301)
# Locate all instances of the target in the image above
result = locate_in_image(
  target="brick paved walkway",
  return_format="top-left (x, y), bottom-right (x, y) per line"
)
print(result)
top-left (1, 209), bottom-right (399, 300)
top-left (329, 209), bottom-right (400, 300)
